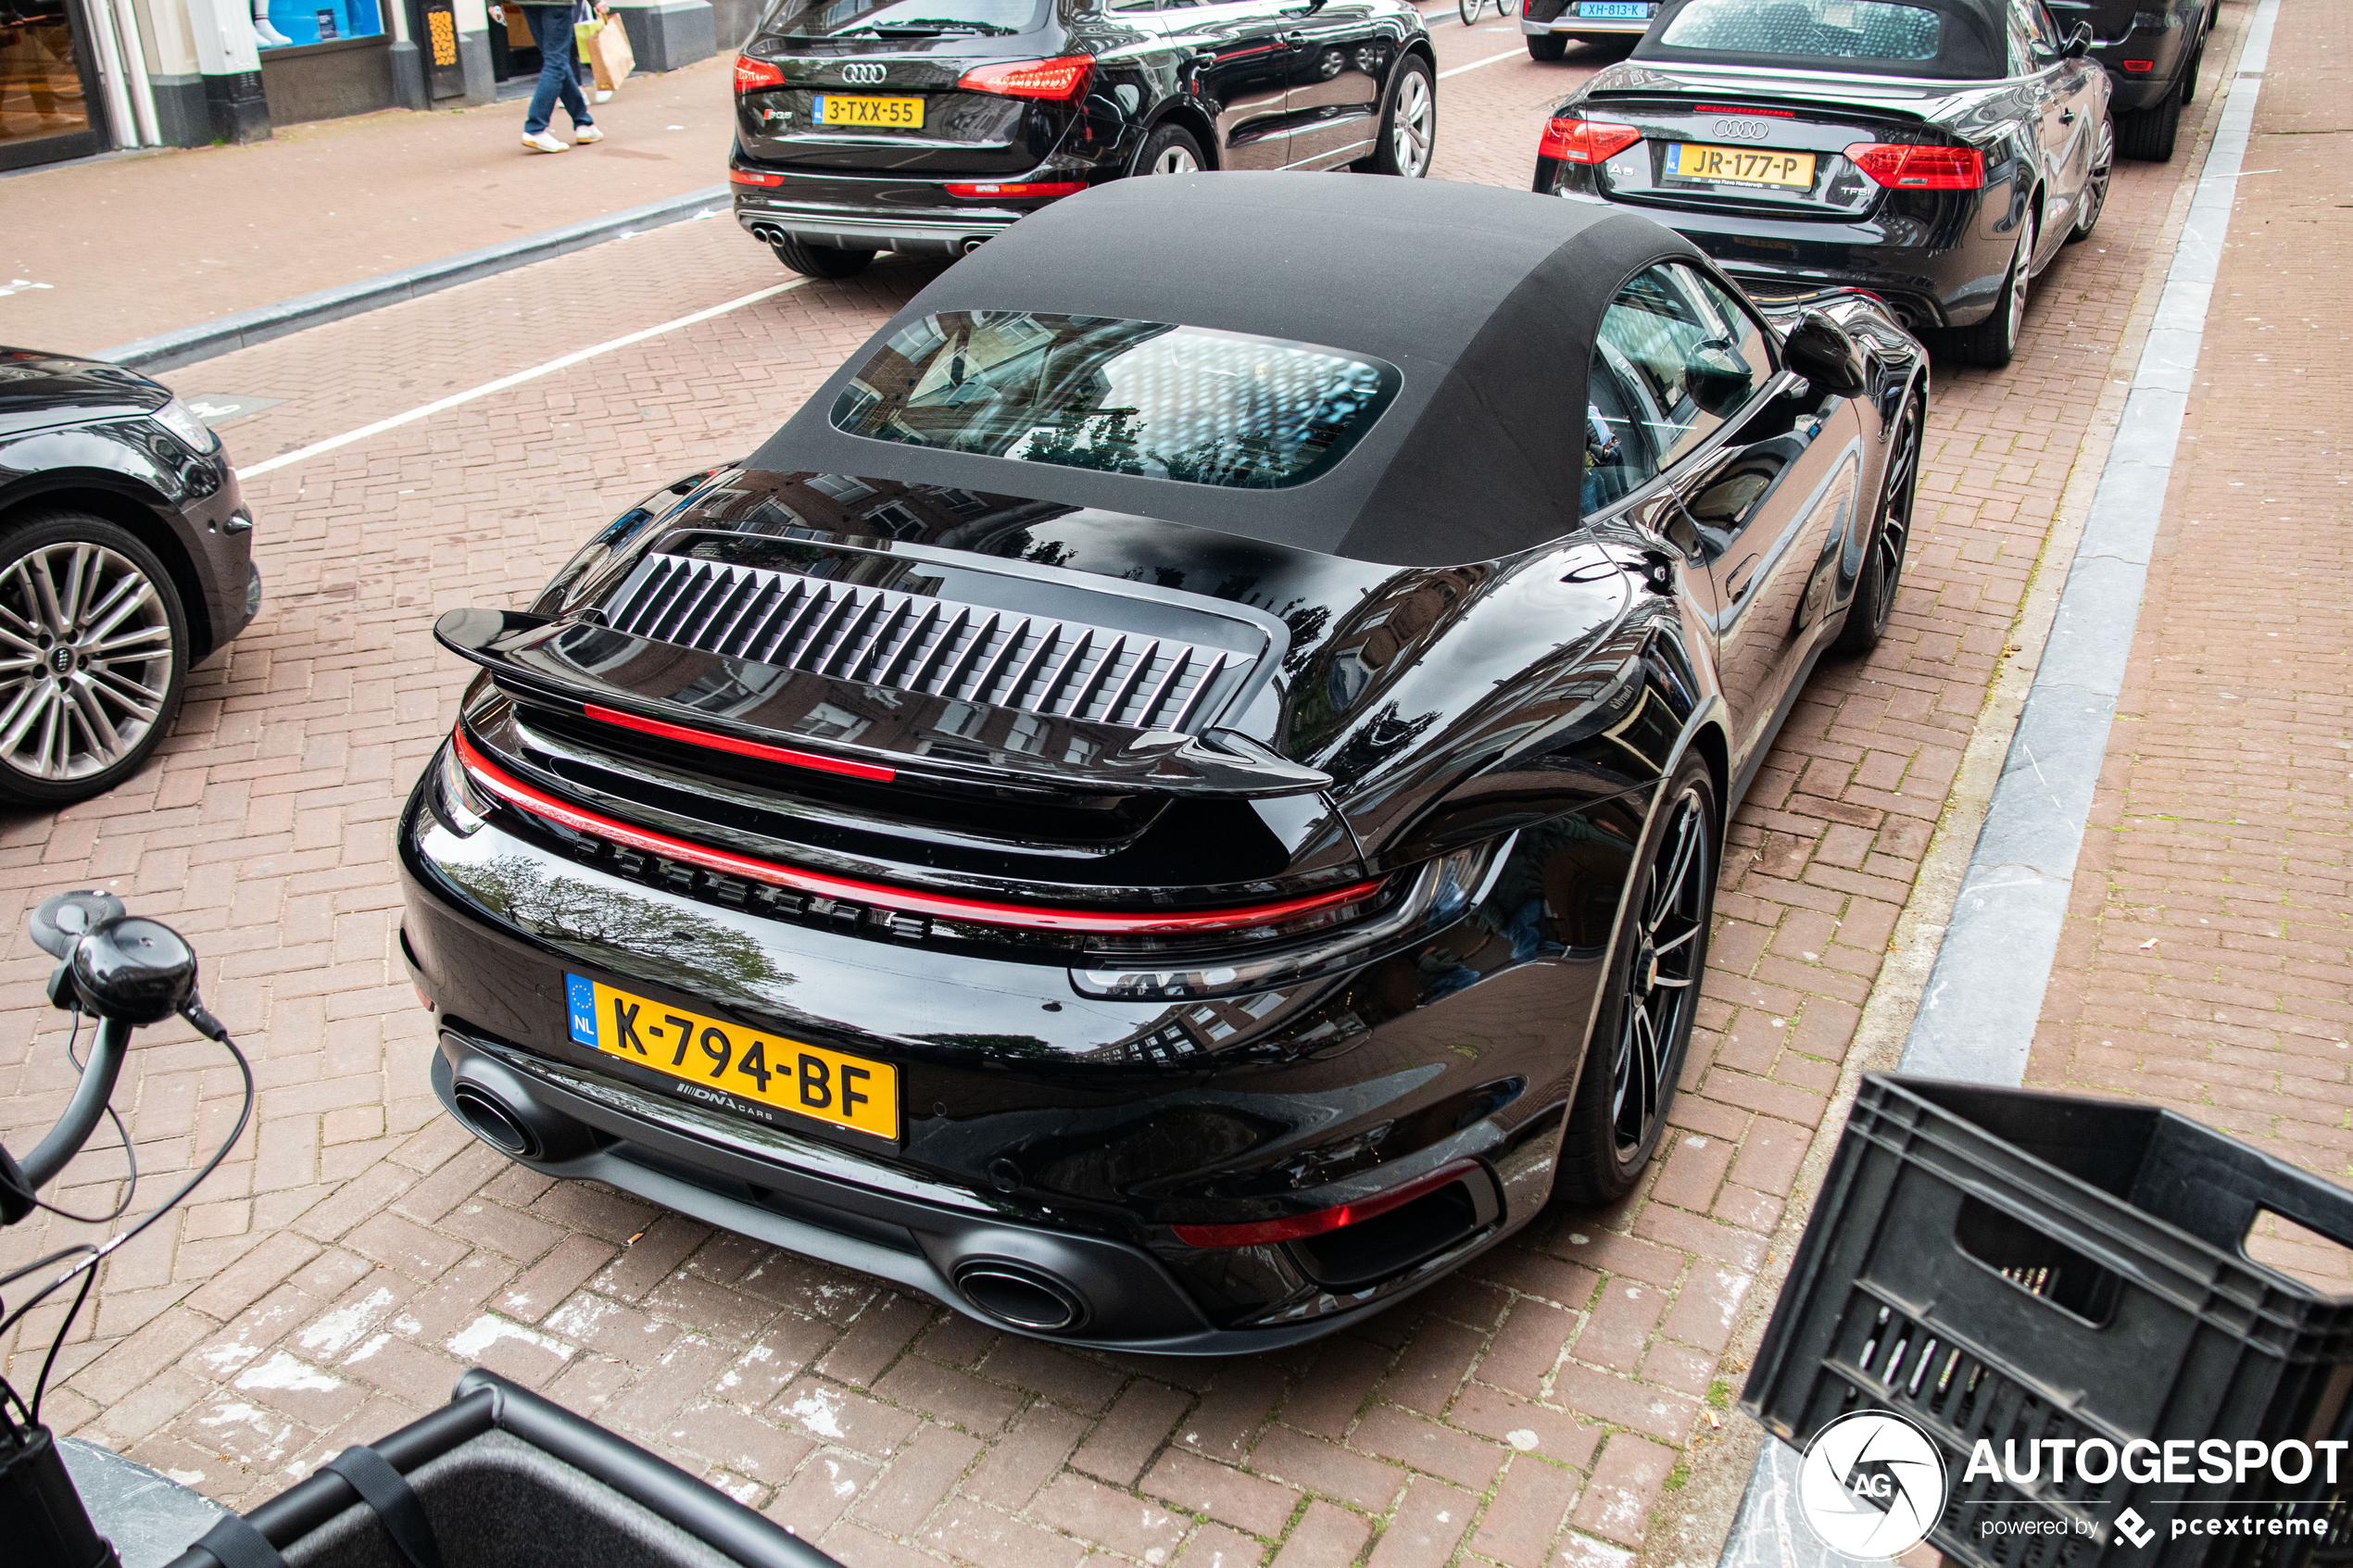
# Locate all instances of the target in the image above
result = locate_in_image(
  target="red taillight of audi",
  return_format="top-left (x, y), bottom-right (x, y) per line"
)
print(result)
top-left (1174, 1160), bottom-right (1482, 1248)
top-left (958, 55), bottom-right (1093, 100)
top-left (730, 169), bottom-right (785, 187)
top-left (1538, 117), bottom-right (1642, 164)
top-left (735, 54), bottom-right (786, 93)
top-left (1843, 142), bottom-right (1984, 189)
top-left (944, 180), bottom-right (1088, 198)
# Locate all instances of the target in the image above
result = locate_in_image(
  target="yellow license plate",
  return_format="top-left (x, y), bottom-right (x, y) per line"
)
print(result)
top-left (568, 975), bottom-right (899, 1141)
top-left (1667, 144), bottom-right (1816, 188)
top-left (813, 94), bottom-right (925, 129)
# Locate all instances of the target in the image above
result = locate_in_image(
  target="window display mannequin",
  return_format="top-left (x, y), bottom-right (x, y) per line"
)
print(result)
top-left (252, 0), bottom-right (290, 47)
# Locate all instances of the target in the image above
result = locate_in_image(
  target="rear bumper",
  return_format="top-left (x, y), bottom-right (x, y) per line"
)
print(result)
top-left (730, 164), bottom-right (1080, 255)
top-left (1522, 15), bottom-right (1650, 36)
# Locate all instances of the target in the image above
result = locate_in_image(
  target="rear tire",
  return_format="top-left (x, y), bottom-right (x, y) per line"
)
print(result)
top-left (1527, 32), bottom-right (1568, 59)
top-left (1368, 56), bottom-right (1435, 177)
top-left (2118, 79), bottom-right (2183, 161)
top-left (1834, 390), bottom-right (1923, 657)
top-left (1948, 217), bottom-right (2034, 369)
top-left (1554, 754), bottom-right (1718, 1208)
top-left (769, 235), bottom-right (874, 279)
top-left (0, 512), bottom-right (189, 809)
top-left (2181, 35), bottom-right (2206, 103)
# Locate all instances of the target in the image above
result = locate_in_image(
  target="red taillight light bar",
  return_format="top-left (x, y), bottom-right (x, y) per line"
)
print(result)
top-left (958, 55), bottom-right (1093, 100)
top-left (2121, 58), bottom-right (2154, 70)
top-left (1843, 142), bottom-right (1984, 190)
top-left (735, 53), bottom-right (786, 93)
top-left (1173, 1160), bottom-right (1482, 1248)
top-left (1539, 117), bottom-right (1642, 164)
top-left (450, 729), bottom-right (1383, 936)
top-left (585, 703), bottom-right (895, 782)
top-left (730, 169), bottom-right (786, 188)
top-left (943, 180), bottom-right (1088, 199)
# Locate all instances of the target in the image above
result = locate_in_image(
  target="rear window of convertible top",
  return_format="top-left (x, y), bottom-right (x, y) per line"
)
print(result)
top-left (1660, 0), bottom-right (1942, 61)
top-left (829, 312), bottom-right (1402, 491)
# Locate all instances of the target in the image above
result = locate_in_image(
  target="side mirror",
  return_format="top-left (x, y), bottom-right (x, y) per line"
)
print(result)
top-left (2065, 20), bottom-right (2093, 56)
top-left (1780, 310), bottom-right (1868, 397)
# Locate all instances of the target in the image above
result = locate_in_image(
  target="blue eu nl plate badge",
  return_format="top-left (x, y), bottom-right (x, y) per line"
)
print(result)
top-left (565, 974), bottom-right (598, 1047)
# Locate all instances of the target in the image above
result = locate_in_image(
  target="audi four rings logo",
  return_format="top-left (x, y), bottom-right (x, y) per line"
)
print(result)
top-left (841, 62), bottom-right (887, 83)
top-left (1715, 119), bottom-right (1776, 141)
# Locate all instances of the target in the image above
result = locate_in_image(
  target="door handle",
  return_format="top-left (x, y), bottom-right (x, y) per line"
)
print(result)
top-left (2059, 108), bottom-right (2078, 123)
top-left (1283, 30), bottom-right (1305, 45)
top-left (1724, 555), bottom-right (1760, 604)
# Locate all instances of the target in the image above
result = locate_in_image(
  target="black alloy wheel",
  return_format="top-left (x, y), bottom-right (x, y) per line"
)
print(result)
top-left (770, 234), bottom-right (875, 279)
top-left (1834, 390), bottom-right (1924, 656)
top-left (1365, 56), bottom-right (1435, 177)
top-left (0, 512), bottom-right (189, 808)
top-left (1527, 31), bottom-right (1568, 59)
top-left (1137, 121), bottom-right (1205, 177)
top-left (2067, 114), bottom-right (2115, 243)
top-left (1951, 214), bottom-right (2035, 369)
top-left (1555, 754), bottom-right (1718, 1206)
top-left (2182, 32), bottom-right (2206, 103)
top-left (2118, 75), bottom-right (2183, 160)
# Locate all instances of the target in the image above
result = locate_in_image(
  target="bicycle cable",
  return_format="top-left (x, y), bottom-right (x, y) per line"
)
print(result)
top-left (16, 1008), bottom-right (141, 1228)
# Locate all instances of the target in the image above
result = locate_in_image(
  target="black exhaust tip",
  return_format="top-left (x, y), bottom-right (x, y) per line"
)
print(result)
top-left (453, 1083), bottom-right (540, 1158)
top-left (953, 1261), bottom-right (1088, 1332)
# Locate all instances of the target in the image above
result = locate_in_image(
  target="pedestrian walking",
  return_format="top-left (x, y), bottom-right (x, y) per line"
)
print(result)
top-left (497, 0), bottom-right (605, 153)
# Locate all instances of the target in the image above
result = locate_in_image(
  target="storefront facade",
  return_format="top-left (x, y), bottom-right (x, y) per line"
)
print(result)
top-left (0, 0), bottom-right (715, 169)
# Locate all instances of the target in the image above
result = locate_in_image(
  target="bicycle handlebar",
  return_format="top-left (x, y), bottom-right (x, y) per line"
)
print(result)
top-left (15, 1016), bottom-right (132, 1192)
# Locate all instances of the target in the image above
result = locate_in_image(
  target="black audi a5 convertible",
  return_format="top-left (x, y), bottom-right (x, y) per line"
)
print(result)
top-left (401, 175), bottom-right (1926, 1352)
top-left (1534, 0), bottom-right (2111, 368)
top-left (729, 0), bottom-right (1436, 279)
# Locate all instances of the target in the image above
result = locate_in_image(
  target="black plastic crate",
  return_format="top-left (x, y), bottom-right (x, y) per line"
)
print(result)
top-left (1743, 1074), bottom-right (2353, 1566)
top-left (163, 1369), bottom-right (843, 1568)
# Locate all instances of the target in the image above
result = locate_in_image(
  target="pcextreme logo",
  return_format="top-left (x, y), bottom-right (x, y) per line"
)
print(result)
top-left (1798, 1410), bottom-right (1949, 1558)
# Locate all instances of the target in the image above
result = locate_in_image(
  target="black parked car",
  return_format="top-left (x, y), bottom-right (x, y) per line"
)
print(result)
top-left (1534, 0), bottom-right (2110, 367)
top-left (728, 0), bottom-right (1437, 279)
top-left (0, 350), bottom-right (260, 807)
top-left (400, 175), bottom-right (1925, 1352)
top-left (2053, 0), bottom-right (2209, 160)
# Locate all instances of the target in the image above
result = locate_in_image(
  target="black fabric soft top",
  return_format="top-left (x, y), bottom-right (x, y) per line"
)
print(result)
top-left (1629, 0), bottom-right (2007, 82)
top-left (749, 173), bottom-right (1701, 568)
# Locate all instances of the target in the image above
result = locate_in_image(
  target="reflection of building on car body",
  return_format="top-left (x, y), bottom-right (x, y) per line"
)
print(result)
top-left (1533, 0), bottom-right (2114, 368)
top-left (401, 174), bottom-right (1928, 1354)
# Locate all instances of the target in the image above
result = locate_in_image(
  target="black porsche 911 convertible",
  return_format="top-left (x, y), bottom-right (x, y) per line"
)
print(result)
top-left (400, 175), bottom-right (1926, 1352)
top-left (1534, 0), bottom-right (2111, 368)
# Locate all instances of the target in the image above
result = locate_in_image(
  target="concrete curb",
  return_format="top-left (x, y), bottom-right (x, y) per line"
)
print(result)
top-left (97, 185), bottom-right (732, 375)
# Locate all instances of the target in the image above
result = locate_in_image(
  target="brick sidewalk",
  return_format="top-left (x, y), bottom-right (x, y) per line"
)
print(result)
top-left (0, 14), bottom-right (2271, 1567)
top-left (2025, 0), bottom-right (2353, 1289)
top-left (0, 54), bottom-right (735, 358)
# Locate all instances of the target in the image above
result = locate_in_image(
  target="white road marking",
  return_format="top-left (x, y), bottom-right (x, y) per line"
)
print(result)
top-left (1439, 46), bottom-right (1529, 77)
top-left (236, 278), bottom-right (809, 481)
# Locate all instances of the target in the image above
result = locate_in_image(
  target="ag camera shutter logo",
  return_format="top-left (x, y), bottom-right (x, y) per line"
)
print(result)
top-left (1798, 1411), bottom-right (1949, 1558)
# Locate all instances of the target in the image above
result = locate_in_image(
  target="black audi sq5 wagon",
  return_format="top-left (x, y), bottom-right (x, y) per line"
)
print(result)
top-left (1535, 0), bottom-right (2112, 367)
top-left (402, 175), bottom-right (1926, 1352)
top-left (728, 0), bottom-right (1437, 278)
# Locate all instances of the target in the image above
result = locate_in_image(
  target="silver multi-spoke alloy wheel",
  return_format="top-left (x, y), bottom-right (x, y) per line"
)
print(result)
top-left (1612, 782), bottom-right (1709, 1162)
top-left (2002, 223), bottom-right (2032, 354)
top-left (0, 533), bottom-right (180, 789)
top-left (1151, 144), bottom-right (1199, 175)
top-left (2072, 116), bottom-right (2114, 240)
top-left (1390, 69), bottom-right (1433, 178)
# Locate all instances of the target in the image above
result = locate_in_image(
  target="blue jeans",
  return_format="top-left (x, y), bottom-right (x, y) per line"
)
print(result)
top-left (522, 5), bottom-right (590, 136)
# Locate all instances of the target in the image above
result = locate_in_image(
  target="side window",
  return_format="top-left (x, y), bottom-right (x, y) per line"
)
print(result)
top-left (1584, 346), bottom-right (1661, 516)
top-left (1592, 263), bottom-right (1768, 480)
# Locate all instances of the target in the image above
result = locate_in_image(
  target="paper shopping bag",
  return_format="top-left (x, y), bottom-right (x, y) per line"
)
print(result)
top-left (590, 12), bottom-right (634, 89)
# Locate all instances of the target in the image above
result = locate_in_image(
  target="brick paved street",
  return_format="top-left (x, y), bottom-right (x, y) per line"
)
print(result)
top-left (0, 6), bottom-right (2300, 1565)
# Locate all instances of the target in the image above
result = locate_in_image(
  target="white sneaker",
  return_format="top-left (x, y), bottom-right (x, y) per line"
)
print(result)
top-left (521, 131), bottom-right (569, 153)
top-left (573, 124), bottom-right (605, 144)
top-left (593, 88), bottom-right (613, 104)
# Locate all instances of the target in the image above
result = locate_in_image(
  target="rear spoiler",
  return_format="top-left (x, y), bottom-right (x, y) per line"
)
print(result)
top-left (434, 608), bottom-right (1332, 799)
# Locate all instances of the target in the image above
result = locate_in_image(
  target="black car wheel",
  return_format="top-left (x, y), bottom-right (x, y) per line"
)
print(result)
top-left (2068, 114), bottom-right (2114, 244)
top-left (0, 512), bottom-right (188, 808)
top-left (1951, 215), bottom-right (2035, 369)
top-left (1368, 56), bottom-right (1435, 177)
top-left (1555, 755), bottom-right (1717, 1207)
top-left (769, 234), bottom-right (875, 280)
top-left (1527, 32), bottom-right (1568, 59)
top-left (1834, 390), bottom-right (1924, 656)
top-left (2182, 34), bottom-right (2206, 103)
top-left (1137, 121), bottom-right (1204, 176)
top-left (2119, 76), bottom-right (2183, 160)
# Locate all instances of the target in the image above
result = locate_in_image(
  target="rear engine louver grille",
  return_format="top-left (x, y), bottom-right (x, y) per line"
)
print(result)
top-left (602, 555), bottom-right (1246, 733)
